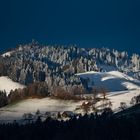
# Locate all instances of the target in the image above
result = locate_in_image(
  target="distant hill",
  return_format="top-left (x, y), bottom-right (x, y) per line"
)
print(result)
top-left (0, 41), bottom-right (140, 92)
top-left (76, 71), bottom-right (140, 92)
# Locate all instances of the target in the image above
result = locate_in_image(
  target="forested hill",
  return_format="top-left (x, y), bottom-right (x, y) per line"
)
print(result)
top-left (0, 41), bottom-right (140, 92)
top-left (1, 104), bottom-right (140, 140)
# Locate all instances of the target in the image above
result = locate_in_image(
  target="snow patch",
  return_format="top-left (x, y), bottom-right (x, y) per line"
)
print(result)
top-left (76, 71), bottom-right (140, 92)
top-left (2, 51), bottom-right (13, 57)
top-left (0, 76), bottom-right (25, 95)
top-left (108, 89), bottom-right (140, 110)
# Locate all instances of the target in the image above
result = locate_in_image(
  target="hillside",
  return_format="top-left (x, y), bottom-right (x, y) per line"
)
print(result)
top-left (2, 51), bottom-right (14, 57)
top-left (0, 70), bottom-right (139, 122)
top-left (0, 42), bottom-right (140, 91)
top-left (0, 43), bottom-right (140, 122)
top-left (0, 87), bottom-right (140, 122)
top-left (0, 76), bottom-right (25, 95)
top-left (76, 71), bottom-right (140, 92)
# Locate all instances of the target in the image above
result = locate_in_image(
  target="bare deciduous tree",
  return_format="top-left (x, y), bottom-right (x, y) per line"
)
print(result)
top-left (120, 102), bottom-right (127, 110)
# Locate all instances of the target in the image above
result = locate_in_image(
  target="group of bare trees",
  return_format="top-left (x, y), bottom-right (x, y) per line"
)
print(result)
top-left (51, 86), bottom-right (85, 100)
top-left (130, 94), bottom-right (140, 106)
top-left (0, 82), bottom-right (50, 107)
top-left (72, 86), bottom-right (112, 114)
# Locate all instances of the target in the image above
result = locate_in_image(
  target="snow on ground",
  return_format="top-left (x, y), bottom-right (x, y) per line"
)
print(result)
top-left (96, 89), bottom-right (140, 111)
top-left (108, 90), bottom-right (140, 110)
top-left (76, 71), bottom-right (140, 92)
top-left (0, 90), bottom-right (139, 122)
top-left (0, 98), bottom-right (82, 121)
top-left (2, 51), bottom-right (13, 57)
top-left (0, 76), bottom-right (25, 95)
top-left (0, 71), bottom-right (140, 122)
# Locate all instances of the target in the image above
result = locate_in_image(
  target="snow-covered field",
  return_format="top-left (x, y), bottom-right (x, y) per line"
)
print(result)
top-left (0, 89), bottom-right (139, 122)
top-left (76, 71), bottom-right (140, 91)
top-left (76, 71), bottom-right (140, 111)
top-left (108, 89), bottom-right (140, 110)
top-left (0, 76), bottom-right (25, 95)
top-left (0, 98), bottom-right (82, 121)
top-left (0, 71), bottom-right (140, 122)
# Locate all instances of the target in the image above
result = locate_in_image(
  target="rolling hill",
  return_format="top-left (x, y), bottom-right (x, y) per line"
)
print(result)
top-left (76, 71), bottom-right (140, 92)
top-left (0, 76), bottom-right (25, 95)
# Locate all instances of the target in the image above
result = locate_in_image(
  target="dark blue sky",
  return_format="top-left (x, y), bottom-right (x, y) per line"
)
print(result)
top-left (0, 0), bottom-right (140, 54)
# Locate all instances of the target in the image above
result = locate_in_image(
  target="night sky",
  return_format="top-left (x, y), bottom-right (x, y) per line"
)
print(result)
top-left (0, 0), bottom-right (140, 54)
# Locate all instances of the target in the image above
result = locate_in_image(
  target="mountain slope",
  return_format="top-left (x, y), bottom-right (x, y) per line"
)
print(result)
top-left (1, 43), bottom-right (140, 92)
top-left (0, 44), bottom-right (140, 122)
top-left (2, 51), bottom-right (14, 57)
top-left (0, 76), bottom-right (25, 95)
top-left (0, 89), bottom-right (140, 122)
top-left (76, 71), bottom-right (140, 92)
top-left (0, 71), bottom-right (139, 122)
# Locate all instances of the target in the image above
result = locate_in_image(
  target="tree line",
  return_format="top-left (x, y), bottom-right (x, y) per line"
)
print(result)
top-left (0, 105), bottom-right (140, 140)
top-left (0, 82), bottom-right (49, 107)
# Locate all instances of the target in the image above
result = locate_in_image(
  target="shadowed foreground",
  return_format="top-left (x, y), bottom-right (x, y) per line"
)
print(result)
top-left (0, 105), bottom-right (140, 140)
